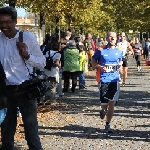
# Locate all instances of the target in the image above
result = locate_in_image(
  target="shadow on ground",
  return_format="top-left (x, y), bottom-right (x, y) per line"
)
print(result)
top-left (37, 89), bottom-right (150, 114)
top-left (37, 124), bottom-right (149, 142)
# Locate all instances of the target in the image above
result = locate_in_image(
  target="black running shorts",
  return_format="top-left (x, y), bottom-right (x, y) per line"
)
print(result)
top-left (122, 56), bottom-right (128, 67)
top-left (99, 82), bottom-right (119, 105)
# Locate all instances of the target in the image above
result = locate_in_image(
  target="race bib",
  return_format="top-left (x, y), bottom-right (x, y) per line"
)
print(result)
top-left (136, 49), bottom-right (140, 53)
top-left (105, 64), bottom-right (118, 72)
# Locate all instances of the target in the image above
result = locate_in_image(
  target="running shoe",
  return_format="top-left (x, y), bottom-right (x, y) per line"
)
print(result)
top-left (105, 124), bottom-right (113, 133)
top-left (100, 109), bottom-right (107, 119)
top-left (122, 82), bottom-right (125, 86)
top-left (138, 68), bottom-right (142, 72)
top-left (55, 94), bottom-right (59, 98)
top-left (119, 81), bottom-right (122, 84)
top-left (17, 112), bottom-right (22, 117)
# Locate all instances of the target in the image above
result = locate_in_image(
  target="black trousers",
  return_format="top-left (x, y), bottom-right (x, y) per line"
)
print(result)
top-left (63, 71), bottom-right (78, 92)
top-left (0, 86), bottom-right (42, 150)
top-left (135, 55), bottom-right (141, 67)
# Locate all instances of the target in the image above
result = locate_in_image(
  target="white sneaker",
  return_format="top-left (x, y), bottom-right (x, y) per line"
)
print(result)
top-left (55, 94), bottom-right (59, 98)
top-left (17, 113), bottom-right (22, 117)
top-left (138, 68), bottom-right (141, 72)
top-left (119, 81), bottom-right (122, 84)
top-left (60, 93), bottom-right (64, 96)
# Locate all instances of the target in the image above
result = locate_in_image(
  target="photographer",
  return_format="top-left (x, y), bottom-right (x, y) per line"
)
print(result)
top-left (0, 7), bottom-right (45, 150)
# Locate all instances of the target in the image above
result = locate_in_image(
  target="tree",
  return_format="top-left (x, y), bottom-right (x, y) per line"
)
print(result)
top-left (1, 0), bottom-right (150, 36)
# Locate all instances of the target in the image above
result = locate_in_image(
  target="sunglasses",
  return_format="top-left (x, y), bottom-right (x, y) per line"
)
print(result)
top-left (61, 43), bottom-right (66, 45)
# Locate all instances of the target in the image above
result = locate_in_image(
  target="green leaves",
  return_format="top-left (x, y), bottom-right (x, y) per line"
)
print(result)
top-left (1, 0), bottom-right (150, 35)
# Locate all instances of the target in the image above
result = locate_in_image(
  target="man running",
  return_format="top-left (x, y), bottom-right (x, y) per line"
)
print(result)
top-left (92, 31), bottom-right (122, 133)
top-left (117, 32), bottom-right (133, 86)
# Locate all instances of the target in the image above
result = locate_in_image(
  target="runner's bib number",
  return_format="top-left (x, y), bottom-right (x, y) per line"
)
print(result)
top-left (105, 64), bottom-right (118, 72)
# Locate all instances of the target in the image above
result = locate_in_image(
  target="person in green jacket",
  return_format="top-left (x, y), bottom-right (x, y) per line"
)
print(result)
top-left (78, 45), bottom-right (88, 89)
top-left (63, 40), bottom-right (80, 93)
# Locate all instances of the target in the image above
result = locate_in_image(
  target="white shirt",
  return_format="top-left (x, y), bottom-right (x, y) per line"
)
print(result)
top-left (0, 31), bottom-right (46, 85)
top-left (43, 50), bottom-right (61, 83)
top-left (78, 42), bottom-right (84, 45)
top-left (117, 41), bottom-right (128, 57)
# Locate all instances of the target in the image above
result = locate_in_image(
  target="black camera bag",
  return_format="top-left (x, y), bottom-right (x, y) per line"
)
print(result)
top-left (19, 31), bottom-right (52, 100)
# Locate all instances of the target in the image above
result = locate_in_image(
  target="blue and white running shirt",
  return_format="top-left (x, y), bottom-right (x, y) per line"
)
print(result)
top-left (92, 47), bottom-right (123, 82)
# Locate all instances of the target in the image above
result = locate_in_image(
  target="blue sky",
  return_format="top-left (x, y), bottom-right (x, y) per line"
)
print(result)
top-left (5, 4), bottom-right (27, 17)
top-left (17, 8), bottom-right (26, 17)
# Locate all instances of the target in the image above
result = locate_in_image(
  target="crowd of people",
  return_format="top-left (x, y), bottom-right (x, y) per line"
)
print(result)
top-left (41, 30), bottom-right (147, 134)
top-left (0, 6), bottom-right (150, 150)
top-left (40, 31), bottom-right (97, 96)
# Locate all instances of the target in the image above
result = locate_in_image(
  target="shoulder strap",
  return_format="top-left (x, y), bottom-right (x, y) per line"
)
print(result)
top-left (47, 50), bottom-right (58, 59)
top-left (18, 31), bottom-right (24, 57)
top-left (48, 50), bottom-right (50, 58)
top-left (50, 52), bottom-right (58, 58)
top-left (19, 31), bottom-right (23, 42)
top-left (18, 31), bottom-right (33, 77)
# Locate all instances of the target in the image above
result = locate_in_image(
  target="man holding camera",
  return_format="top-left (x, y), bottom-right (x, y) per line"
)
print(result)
top-left (0, 7), bottom-right (46, 150)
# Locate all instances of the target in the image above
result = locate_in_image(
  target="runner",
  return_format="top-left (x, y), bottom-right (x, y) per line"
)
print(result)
top-left (132, 38), bottom-right (143, 71)
top-left (92, 31), bottom-right (123, 133)
top-left (117, 32), bottom-right (133, 86)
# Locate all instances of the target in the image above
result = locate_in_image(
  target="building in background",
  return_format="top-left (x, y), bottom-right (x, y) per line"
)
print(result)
top-left (17, 17), bottom-right (37, 30)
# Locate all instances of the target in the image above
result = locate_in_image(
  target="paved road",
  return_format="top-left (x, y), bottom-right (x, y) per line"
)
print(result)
top-left (12, 56), bottom-right (150, 149)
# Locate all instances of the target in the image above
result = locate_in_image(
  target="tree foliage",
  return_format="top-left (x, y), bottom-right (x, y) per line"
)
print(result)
top-left (1, 0), bottom-right (150, 36)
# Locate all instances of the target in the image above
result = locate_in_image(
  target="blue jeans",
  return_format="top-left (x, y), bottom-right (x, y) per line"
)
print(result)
top-left (79, 71), bottom-right (85, 88)
top-left (1, 88), bottom-right (42, 150)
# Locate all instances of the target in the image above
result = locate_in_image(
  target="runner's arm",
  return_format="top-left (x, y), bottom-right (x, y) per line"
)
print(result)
top-left (91, 58), bottom-right (107, 72)
top-left (118, 61), bottom-right (123, 74)
top-left (127, 42), bottom-right (134, 55)
top-left (91, 58), bottom-right (99, 69)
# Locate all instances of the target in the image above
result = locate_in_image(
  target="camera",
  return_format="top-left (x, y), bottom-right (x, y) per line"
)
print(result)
top-left (24, 71), bottom-right (53, 100)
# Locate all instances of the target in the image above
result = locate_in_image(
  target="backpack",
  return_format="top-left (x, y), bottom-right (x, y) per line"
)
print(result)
top-left (44, 50), bottom-right (57, 71)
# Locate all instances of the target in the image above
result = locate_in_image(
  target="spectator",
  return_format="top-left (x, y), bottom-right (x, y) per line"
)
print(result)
top-left (103, 37), bottom-right (108, 45)
top-left (84, 33), bottom-right (95, 70)
top-left (63, 40), bottom-right (80, 93)
top-left (65, 30), bottom-right (72, 46)
top-left (44, 41), bottom-right (61, 99)
top-left (116, 33), bottom-right (121, 43)
top-left (0, 7), bottom-right (45, 150)
top-left (144, 38), bottom-right (150, 59)
top-left (40, 35), bottom-right (51, 55)
top-left (78, 45), bottom-right (88, 89)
